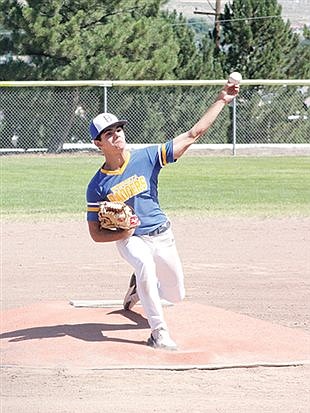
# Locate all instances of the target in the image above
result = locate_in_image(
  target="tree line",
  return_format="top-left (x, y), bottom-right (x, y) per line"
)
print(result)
top-left (0, 0), bottom-right (309, 150)
top-left (1, 0), bottom-right (309, 80)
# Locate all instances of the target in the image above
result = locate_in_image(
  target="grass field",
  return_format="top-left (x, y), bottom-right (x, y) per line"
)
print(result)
top-left (1, 154), bottom-right (310, 218)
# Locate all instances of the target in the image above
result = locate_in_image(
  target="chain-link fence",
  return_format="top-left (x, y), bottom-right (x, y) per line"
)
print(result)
top-left (0, 80), bottom-right (309, 154)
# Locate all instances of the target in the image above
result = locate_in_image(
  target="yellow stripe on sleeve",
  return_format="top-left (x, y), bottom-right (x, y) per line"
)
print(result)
top-left (161, 144), bottom-right (167, 166)
top-left (87, 207), bottom-right (99, 212)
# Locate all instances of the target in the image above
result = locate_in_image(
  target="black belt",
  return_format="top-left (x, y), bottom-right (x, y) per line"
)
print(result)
top-left (148, 221), bottom-right (171, 236)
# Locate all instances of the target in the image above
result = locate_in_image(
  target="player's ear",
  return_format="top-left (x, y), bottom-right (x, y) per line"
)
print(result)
top-left (93, 139), bottom-right (101, 148)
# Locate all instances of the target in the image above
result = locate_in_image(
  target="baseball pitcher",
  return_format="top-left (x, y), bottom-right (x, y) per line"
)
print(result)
top-left (86, 79), bottom-right (240, 350)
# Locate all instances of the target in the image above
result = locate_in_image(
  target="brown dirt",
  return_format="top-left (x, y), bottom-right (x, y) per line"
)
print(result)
top-left (1, 217), bottom-right (310, 412)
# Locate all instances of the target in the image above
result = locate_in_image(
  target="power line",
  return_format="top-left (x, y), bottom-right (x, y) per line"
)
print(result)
top-left (171, 14), bottom-right (281, 28)
top-left (215, 15), bottom-right (282, 23)
top-left (206, 0), bottom-right (215, 12)
top-left (194, 0), bottom-right (221, 49)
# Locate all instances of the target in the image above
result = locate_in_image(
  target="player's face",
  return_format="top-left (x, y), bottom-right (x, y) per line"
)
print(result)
top-left (97, 126), bottom-right (126, 152)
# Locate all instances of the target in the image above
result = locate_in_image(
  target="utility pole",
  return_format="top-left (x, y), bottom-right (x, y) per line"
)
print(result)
top-left (194, 0), bottom-right (221, 50)
top-left (215, 0), bottom-right (221, 50)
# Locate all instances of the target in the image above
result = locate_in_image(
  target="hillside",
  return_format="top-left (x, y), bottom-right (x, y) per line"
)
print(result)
top-left (163, 0), bottom-right (310, 28)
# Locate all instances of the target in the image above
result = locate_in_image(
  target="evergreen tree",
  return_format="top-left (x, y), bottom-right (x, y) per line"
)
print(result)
top-left (303, 25), bottom-right (310, 41)
top-left (199, 34), bottom-right (224, 79)
top-left (219, 0), bottom-right (309, 79)
top-left (0, 0), bottom-right (227, 81)
top-left (0, 0), bottom-right (183, 80)
top-left (162, 11), bottom-right (203, 80)
top-left (0, 0), bottom-right (216, 152)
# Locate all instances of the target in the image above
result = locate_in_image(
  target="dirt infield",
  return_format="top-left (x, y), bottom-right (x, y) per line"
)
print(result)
top-left (2, 217), bottom-right (310, 412)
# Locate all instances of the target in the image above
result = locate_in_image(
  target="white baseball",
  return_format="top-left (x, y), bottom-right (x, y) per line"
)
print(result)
top-left (228, 72), bottom-right (242, 84)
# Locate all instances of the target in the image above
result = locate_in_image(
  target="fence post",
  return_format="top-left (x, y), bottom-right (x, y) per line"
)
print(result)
top-left (232, 97), bottom-right (237, 156)
top-left (104, 86), bottom-right (108, 112)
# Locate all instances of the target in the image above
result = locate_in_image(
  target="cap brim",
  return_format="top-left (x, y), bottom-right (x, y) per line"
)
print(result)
top-left (92, 120), bottom-right (128, 140)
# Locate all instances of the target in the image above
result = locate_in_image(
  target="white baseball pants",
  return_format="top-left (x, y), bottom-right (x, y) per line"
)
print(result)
top-left (116, 227), bottom-right (185, 331)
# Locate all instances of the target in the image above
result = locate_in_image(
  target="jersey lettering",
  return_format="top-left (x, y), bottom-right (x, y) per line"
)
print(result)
top-left (107, 175), bottom-right (147, 202)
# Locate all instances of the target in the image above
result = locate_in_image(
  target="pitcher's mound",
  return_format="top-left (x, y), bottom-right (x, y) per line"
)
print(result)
top-left (1, 301), bottom-right (310, 370)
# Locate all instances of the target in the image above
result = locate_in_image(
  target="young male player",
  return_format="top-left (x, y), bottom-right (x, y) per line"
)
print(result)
top-left (86, 81), bottom-right (239, 350)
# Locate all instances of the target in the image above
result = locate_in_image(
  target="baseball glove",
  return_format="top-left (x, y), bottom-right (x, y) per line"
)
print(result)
top-left (98, 201), bottom-right (140, 231)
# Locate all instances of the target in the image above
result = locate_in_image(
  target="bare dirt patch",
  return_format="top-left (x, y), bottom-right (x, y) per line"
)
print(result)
top-left (2, 217), bottom-right (310, 412)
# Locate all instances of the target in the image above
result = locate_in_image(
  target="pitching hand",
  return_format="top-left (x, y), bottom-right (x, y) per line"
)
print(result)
top-left (218, 82), bottom-right (240, 104)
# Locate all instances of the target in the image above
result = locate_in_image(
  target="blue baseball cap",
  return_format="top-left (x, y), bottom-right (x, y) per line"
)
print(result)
top-left (89, 113), bottom-right (128, 140)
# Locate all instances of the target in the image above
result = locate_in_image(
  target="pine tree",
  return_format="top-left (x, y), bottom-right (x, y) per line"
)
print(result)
top-left (219, 0), bottom-right (309, 79)
top-left (163, 10), bottom-right (203, 80)
top-left (0, 0), bottom-right (183, 80)
top-left (199, 34), bottom-right (224, 79)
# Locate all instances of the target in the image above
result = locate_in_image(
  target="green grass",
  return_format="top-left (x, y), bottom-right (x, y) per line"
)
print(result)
top-left (1, 154), bottom-right (309, 219)
top-left (159, 156), bottom-right (310, 216)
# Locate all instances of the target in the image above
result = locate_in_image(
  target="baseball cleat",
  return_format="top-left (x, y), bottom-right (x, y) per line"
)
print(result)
top-left (123, 273), bottom-right (139, 310)
top-left (147, 328), bottom-right (177, 351)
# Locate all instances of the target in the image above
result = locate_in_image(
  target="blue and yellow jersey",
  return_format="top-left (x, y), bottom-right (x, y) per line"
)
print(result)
top-left (86, 141), bottom-right (175, 235)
